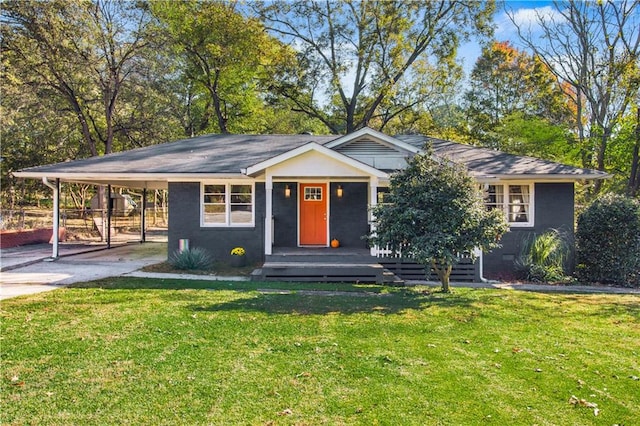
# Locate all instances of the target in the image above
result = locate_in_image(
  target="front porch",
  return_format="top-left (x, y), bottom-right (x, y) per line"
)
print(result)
top-left (252, 247), bottom-right (400, 284)
top-left (251, 247), bottom-right (481, 284)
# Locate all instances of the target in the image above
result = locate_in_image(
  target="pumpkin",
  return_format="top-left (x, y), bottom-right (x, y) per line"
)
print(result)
top-left (330, 238), bottom-right (340, 248)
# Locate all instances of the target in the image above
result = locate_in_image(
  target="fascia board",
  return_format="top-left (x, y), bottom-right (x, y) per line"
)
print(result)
top-left (13, 171), bottom-right (249, 182)
top-left (471, 173), bottom-right (612, 181)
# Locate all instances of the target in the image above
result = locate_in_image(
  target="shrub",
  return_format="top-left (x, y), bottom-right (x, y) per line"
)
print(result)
top-left (515, 229), bottom-right (569, 282)
top-left (576, 194), bottom-right (640, 287)
top-left (169, 247), bottom-right (212, 270)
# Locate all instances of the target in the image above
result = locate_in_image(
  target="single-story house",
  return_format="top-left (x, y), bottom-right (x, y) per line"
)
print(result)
top-left (15, 127), bottom-right (609, 282)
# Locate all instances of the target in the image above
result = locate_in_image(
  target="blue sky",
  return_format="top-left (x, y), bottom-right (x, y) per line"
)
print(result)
top-left (458, 0), bottom-right (558, 75)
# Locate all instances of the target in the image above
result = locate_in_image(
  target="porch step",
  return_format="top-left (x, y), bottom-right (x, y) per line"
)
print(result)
top-left (383, 269), bottom-right (405, 287)
top-left (254, 262), bottom-right (385, 283)
top-left (266, 248), bottom-right (372, 264)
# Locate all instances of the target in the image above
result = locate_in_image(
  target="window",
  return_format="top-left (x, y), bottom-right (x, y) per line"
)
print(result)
top-left (202, 183), bottom-right (254, 226)
top-left (377, 187), bottom-right (390, 204)
top-left (483, 183), bottom-right (533, 226)
top-left (304, 186), bottom-right (323, 201)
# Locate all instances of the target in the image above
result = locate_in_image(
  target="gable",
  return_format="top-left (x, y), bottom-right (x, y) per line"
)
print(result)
top-left (334, 137), bottom-right (411, 170)
top-left (268, 150), bottom-right (377, 178)
top-left (245, 142), bottom-right (387, 179)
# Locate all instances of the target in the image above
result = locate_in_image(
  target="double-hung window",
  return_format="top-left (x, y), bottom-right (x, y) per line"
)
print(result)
top-left (483, 183), bottom-right (533, 227)
top-left (202, 183), bottom-right (254, 227)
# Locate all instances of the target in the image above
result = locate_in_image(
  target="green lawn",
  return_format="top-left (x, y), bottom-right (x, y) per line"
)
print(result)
top-left (1, 278), bottom-right (638, 425)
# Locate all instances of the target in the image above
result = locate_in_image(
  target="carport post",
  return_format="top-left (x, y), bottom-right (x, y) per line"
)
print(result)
top-left (141, 188), bottom-right (146, 242)
top-left (107, 184), bottom-right (112, 249)
top-left (42, 177), bottom-right (60, 259)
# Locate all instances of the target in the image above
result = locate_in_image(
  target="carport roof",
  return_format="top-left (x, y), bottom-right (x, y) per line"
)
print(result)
top-left (14, 130), bottom-right (610, 188)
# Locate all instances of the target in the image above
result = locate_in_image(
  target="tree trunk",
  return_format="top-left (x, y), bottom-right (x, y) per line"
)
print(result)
top-left (432, 259), bottom-right (453, 293)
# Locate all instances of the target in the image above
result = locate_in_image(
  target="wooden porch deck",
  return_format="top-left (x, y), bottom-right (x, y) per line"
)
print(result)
top-left (252, 247), bottom-right (399, 284)
top-left (251, 246), bottom-right (481, 284)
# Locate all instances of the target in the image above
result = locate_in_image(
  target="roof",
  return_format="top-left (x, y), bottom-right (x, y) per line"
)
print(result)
top-left (14, 128), bottom-right (610, 188)
top-left (397, 135), bottom-right (609, 180)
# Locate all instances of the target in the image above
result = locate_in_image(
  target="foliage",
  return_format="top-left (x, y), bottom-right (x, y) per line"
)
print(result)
top-left (514, 229), bottom-right (570, 283)
top-left (168, 247), bottom-right (212, 271)
top-left (507, 1), bottom-right (640, 194)
top-left (1, 0), bottom-right (165, 156)
top-left (605, 105), bottom-right (640, 196)
top-left (2, 285), bottom-right (639, 424)
top-left (576, 194), bottom-right (640, 286)
top-left (257, 0), bottom-right (495, 133)
top-left (0, 0), bottom-right (183, 208)
top-left (463, 41), bottom-right (574, 153)
top-left (493, 113), bottom-right (579, 164)
top-left (370, 147), bottom-right (509, 292)
top-left (150, 0), bottom-right (306, 136)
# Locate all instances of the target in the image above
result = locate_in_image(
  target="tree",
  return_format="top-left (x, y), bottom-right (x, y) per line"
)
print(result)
top-left (463, 41), bottom-right (573, 150)
top-left (606, 104), bottom-right (640, 196)
top-left (369, 148), bottom-right (508, 292)
top-left (257, 0), bottom-right (494, 134)
top-left (2, 0), bottom-right (161, 157)
top-left (507, 0), bottom-right (640, 194)
top-left (150, 0), bottom-right (300, 135)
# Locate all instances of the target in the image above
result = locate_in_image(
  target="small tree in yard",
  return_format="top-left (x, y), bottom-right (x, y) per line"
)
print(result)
top-left (370, 148), bottom-right (509, 292)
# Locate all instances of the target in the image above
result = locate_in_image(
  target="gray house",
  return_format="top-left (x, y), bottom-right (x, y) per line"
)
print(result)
top-left (16, 128), bottom-right (609, 282)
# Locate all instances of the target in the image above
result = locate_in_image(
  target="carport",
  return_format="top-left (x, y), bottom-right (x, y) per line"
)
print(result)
top-left (13, 171), bottom-right (169, 260)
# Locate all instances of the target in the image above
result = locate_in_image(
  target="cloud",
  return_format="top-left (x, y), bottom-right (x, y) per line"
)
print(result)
top-left (512, 5), bottom-right (563, 26)
top-left (496, 5), bottom-right (565, 35)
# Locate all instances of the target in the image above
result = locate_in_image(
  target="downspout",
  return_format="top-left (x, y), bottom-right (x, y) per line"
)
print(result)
top-left (42, 177), bottom-right (60, 259)
top-left (475, 248), bottom-right (487, 283)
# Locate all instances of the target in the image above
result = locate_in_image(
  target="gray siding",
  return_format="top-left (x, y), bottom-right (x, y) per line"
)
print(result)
top-left (329, 182), bottom-right (369, 249)
top-left (483, 182), bottom-right (575, 279)
top-left (273, 182), bottom-right (298, 247)
top-left (168, 182), bottom-right (265, 264)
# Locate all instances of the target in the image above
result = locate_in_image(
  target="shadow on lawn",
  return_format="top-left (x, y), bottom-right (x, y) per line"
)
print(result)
top-left (549, 294), bottom-right (640, 320)
top-left (190, 290), bottom-right (477, 316)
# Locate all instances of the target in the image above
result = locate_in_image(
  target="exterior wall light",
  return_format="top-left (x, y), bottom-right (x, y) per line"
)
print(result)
top-left (337, 185), bottom-right (343, 198)
top-left (285, 185), bottom-right (291, 198)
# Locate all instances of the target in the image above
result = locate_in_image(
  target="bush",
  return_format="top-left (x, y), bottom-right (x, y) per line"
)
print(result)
top-left (515, 229), bottom-right (569, 282)
top-left (576, 194), bottom-right (640, 287)
top-left (169, 247), bottom-right (212, 270)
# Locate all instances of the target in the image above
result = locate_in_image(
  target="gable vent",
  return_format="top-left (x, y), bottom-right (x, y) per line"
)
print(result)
top-left (335, 137), bottom-right (408, 170)
top-left (336, 138), bottom-right (401, 156)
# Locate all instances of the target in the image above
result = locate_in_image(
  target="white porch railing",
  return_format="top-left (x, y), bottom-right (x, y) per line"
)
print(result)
top-left (371, 243), bottom-right (480, 262)
top-left (371, 243), bottom-right (408, 258)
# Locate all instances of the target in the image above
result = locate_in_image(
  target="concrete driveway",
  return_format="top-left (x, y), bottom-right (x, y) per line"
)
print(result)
top-left (0, 242), bottom-right (167, 300)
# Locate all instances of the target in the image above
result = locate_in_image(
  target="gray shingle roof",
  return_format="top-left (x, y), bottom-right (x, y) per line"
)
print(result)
top-left (397, 135), bottom-right (607, 178)
top-left (16, 131), bottom-right (608, 180)
top-left (18, 134), bottom-right (337, 175)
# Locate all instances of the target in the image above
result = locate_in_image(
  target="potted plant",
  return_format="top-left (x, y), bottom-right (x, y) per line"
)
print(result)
top-left (229, 246), bottom-right (246, 267)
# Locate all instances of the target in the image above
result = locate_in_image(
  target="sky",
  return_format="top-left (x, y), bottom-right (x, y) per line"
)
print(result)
top-left (457, 0), bottom-right (558, 76)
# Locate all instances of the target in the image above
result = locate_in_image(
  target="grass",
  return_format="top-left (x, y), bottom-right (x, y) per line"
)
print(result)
top-left (1, 278), bottom-right (639, 425)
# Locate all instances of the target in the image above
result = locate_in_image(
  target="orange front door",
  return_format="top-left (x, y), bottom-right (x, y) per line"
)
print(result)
top-left (299, 183), bottom-right (327, 245)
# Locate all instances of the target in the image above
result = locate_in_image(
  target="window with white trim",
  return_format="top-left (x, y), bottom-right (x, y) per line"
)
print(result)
top-left (483, 183), bottom-right (533, 226)
top-left (202, 183), bottom-right (254, 226)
